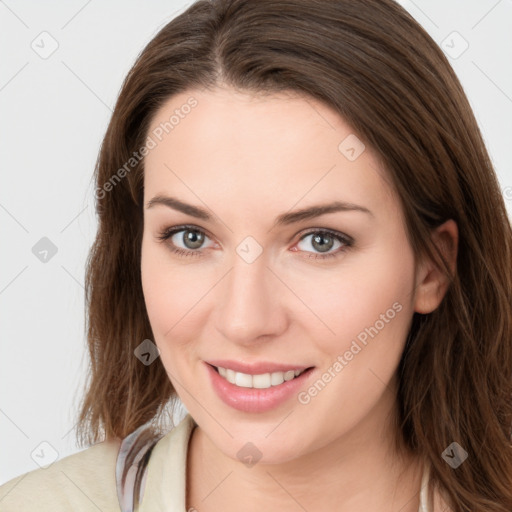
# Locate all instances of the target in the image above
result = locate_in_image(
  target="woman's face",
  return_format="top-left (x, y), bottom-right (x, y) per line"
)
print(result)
top-left (141, 86), bottom-right (422, 464)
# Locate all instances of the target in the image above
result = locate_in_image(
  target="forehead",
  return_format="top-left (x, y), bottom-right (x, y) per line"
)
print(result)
top-left (143, 86), bottom-right (399, 225)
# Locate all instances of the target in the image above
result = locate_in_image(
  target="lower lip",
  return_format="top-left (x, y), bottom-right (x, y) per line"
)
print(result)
top-left (206, 363), bottom-right (314, 413)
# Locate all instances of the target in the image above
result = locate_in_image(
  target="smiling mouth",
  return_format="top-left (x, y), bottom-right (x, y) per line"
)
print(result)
top-left (210, 364), bottom-right (312, 389)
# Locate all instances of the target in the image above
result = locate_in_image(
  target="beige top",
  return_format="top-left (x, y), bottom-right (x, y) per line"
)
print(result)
top-left (0, 414), bottom-right (443, 511)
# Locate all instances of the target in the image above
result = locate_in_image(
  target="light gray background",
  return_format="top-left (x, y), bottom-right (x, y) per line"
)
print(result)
top-left (1, 0), bottom-right (511, 485)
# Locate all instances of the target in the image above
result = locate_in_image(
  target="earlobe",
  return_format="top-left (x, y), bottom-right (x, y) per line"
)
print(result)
top-left (413, 219), bottom-right (458, 314)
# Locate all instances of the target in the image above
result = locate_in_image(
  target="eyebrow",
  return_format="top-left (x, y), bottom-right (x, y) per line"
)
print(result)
top-left (146, 195), bottom-right (373, 226)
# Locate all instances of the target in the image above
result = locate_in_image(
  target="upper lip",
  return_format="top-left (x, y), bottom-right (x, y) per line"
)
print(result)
top-left (206, 360), bottom-right (313, 375)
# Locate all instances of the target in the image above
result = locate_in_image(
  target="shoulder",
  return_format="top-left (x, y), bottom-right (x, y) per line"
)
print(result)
top-left (137, 414), bottom-right (197, 510)
top-left (0, 438), bottom-right (122, 512)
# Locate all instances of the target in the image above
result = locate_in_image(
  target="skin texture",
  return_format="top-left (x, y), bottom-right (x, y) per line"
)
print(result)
top-left (140, 86), bottom-right (458, 511)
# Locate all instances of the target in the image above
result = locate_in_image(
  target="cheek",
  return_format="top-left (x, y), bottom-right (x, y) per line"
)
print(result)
top-left (141, 239), bottom-right (178, 338)
top-left (140, 239), bottom-right (212, 355)
top-left (290, 252), bottom-right (415, 443)
top-left (141, 241), bottom-right (172, 332)
top-left (296, 246), bottom-right (415, 359)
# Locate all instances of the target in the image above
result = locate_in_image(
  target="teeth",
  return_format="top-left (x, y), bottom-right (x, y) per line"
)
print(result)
top-left (253, 373), bottom-right (271, 389)
top-left (284, 370), bottom-right (295, 381)
top-left (235, 372), bottom-right (253, 388)
top-left (215, 366), bottom-right (306, 389)
top-left (226, 368), bottom-right (236, 384)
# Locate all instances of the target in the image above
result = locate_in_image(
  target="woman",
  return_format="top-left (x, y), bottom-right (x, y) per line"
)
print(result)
top-left (1, 0), bottom-right (511, 511)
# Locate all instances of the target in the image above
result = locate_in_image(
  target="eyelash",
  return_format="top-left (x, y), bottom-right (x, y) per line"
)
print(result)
top-left (156, 224), bottom-right (354, 261)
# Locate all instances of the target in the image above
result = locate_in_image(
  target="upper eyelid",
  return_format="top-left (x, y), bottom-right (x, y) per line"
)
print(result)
top-left (158, 224), bottom-right (213, 238)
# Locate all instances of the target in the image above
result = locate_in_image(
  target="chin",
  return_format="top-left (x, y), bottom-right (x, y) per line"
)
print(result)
top-left (209, 421), bottom-right (311, 466)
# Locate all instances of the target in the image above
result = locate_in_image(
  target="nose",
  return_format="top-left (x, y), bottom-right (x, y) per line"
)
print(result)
top-left (214, 251), bottom-right (288, 346)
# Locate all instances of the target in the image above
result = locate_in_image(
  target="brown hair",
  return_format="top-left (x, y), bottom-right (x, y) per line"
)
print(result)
top-left (77, 0), bottom-right (512, 510)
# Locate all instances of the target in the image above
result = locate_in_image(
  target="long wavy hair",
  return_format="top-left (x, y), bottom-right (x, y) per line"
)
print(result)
top-left (76, 1), bottom-right (512, 510)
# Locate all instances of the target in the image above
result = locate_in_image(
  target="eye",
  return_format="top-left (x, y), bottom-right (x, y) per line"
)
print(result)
top-left (156, 225), bottom-right (214, 258)
top-left (156, 225), bottom-right (353, 261)
top-left (294, 229), bottom-right (353, 260)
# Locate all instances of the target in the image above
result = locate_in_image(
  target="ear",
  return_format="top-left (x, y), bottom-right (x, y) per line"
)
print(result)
top-left (413, 219), bottom-right (458, 314)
